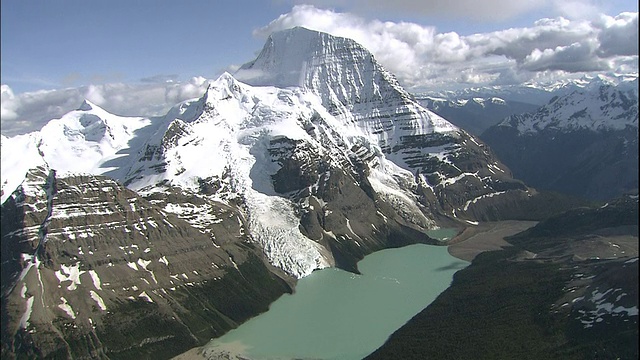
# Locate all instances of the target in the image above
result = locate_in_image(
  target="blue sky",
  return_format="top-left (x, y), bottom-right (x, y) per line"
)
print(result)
top-left (1, 0), bottom-right (638, 135)
top-left (3, 0), bottom-right (636, 94)
top-left (1, 1), bottom-right (292, 93)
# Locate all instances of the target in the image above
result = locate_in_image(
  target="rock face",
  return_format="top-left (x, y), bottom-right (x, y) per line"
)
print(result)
top-left (1, 27), bottom-right (555, 358)
top-left (482, 81), bottom-right (639, 201)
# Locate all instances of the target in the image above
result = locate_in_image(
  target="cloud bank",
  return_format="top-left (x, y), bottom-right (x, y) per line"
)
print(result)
top-left (2, 4), bottom-right (637, 137)
top-left (257, 5), bottom-right (638, 90)
top-left (1, 77), bottom-right (209, 136)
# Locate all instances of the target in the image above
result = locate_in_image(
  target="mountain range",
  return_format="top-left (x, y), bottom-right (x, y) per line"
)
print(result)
top-left (1, 26), bottom-right (636, 359)
top-left (481, 78), bottom-right (638, 200)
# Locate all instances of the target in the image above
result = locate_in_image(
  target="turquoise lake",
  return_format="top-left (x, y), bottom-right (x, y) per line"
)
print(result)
top-left (203, 234), bottom-right (468, 360)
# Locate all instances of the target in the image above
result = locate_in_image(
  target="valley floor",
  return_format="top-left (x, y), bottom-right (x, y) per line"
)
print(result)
top-left (447, 220), bottom-right (538, 261)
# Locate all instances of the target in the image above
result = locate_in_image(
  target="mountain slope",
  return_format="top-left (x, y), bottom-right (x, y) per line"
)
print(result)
top-left (368, 195), bottom-right (638, 359)
top-left (239, 27), bottom-right (535, 221)
top-left (481, 80), bottom-right (639, 201)
top-left (1, 167), bottom-right (291, 358)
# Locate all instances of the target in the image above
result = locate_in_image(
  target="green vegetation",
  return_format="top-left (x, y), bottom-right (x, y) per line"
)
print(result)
top-left (367, 248), bottom-right (574, 360)
top-left (368, 198), bottom-right (638, 360)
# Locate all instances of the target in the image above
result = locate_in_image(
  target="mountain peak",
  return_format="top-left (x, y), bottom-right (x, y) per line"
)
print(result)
top-left (77, 99), bottom-right (111, 116)
top-left (236, 27), bottom-right (353, 88)
top-left (237, 27), bottom-right (409, 112)
top-left (78, 99), bottom-right (96, 111)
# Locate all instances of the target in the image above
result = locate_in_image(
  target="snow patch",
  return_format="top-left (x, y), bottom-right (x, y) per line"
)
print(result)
top-left (88, 270), bottom-right (102, 290)
top-left (19, 296), bottom-right (35, 328)
top-left (139, 291), bottom-right (153, 303)
top-left (55, 263), bottom-right (85, 291)
top-left (90, 290), bottom-right (107, 311)
top-left (58, 297), bottom-right (76, 320)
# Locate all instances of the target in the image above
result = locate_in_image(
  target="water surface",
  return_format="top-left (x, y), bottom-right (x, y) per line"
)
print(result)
top-left (427, 227), bottom-right (460, 242)
top-left (204, 240), bottom-right (468, 360)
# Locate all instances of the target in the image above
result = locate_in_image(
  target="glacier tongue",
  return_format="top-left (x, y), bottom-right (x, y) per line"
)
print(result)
top-left (123, 76), bottom-right (342, 277)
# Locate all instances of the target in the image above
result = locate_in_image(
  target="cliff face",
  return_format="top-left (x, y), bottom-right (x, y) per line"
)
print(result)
top-left (1, 168), bottom-right (291, 359)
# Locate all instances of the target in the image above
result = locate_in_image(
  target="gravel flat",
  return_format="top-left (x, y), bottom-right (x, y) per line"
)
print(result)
top-left (447, 220), bottom-right (538, 262)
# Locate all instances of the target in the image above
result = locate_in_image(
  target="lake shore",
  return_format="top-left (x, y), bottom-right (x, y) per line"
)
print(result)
top-left (170, 221), bottom-right (534, 360)
top-left (447, 220), bottom-right (538, 262)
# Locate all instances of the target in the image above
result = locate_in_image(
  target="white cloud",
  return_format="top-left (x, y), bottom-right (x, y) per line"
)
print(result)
top-left (596, 12), bottom-right (639, 56)
top-left (2, 5), bottom-right (637, 137)
top-left (256, 5), bottom-right (638, 90)
top-left (1, 85), bottom-right (18, 121)
top-left (553, 0), bottom-right (602, 20)
top-left (522, 40), bottom-right (611, 72)
top-left (0, 77), bottom-right (211, 137)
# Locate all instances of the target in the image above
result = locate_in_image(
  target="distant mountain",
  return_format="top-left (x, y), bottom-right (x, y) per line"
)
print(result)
top-left (416, 95), bottom-right (540, 135)
top-left (481, 79), bottom-right (638, 201)
top-left (415, 73), bottom-right (638, 136)
top-left (0, 27), bottom-right (579, 358)
top-left (422, 73), bottom-right (639, 106)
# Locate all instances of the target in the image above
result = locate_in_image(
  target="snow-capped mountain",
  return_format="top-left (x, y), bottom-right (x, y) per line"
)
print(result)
top-left (238, 27), bottom-right (459, 157)
top-left (416, 95), bottom-right (540, 135)
top-left (421, 73), bottom-right (638, 106)
top-left (481, 80), bottom-right (639, 200)
top-left (496, 79), bottom-right (638, 133)
top-left (2, 27), bottom-right (543, 358)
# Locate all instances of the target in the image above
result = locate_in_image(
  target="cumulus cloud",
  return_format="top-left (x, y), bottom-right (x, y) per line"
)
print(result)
top-left (1, 85), bottom-right (18, 121)
top-left (256, 5), bottom-right (638, 91)
top-left (597, 12), bottom-right (639, 56)
top-left (522, 40), bottom-right (611, 72)
top-left (0, 77), bottom-right (211, 137)
top-left (2, 5), bottom-right (637, 137)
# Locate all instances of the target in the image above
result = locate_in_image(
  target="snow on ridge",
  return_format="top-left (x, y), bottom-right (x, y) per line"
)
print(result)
top-left (1, 133), bottom-right (47, 204)
top-left (498, 80), bottom-right (638, 134)
top-left (1, 101), bottom-right (153, 204)
top-left (238, 27), bottom-right (459, 141)
top-left (122, 75), bottom-right (341, 277)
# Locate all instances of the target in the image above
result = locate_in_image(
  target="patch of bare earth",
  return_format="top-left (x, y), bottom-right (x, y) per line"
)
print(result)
top-left (447, 220), bottom-right (538, 261)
